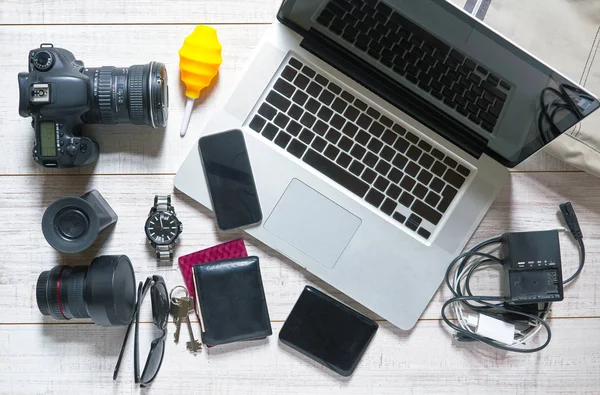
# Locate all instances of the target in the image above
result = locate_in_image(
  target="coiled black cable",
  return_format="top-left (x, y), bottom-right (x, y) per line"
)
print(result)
top-left (441, 202), bottom-right (585, 353)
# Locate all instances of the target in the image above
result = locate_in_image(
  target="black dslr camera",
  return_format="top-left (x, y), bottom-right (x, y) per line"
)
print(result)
top-left (18, 44), bottom-right (169, 168)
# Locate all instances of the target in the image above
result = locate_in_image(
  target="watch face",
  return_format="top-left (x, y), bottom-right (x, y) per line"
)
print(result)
top-left (145, 212), bottom-right (180, 245)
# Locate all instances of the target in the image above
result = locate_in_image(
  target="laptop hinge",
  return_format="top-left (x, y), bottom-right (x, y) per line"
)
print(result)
top-left (301, 29), bottom-right (487, 160)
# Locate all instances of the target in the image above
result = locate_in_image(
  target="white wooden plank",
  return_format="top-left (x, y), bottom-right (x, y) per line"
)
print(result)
top-left (1, 172), bottom-right (598, 324)
top-left (0, 0), bottom-right (279, 24)
top-left (1, 319), bottom-right (599, 394)
top-left (0, 24), bottom-right (574, 175)
top-left (0, 1), bottom-right (597, 393)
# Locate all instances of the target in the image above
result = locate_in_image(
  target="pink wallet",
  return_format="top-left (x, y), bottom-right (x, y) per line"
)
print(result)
top-left (177, 238), bottom-right (248, 308)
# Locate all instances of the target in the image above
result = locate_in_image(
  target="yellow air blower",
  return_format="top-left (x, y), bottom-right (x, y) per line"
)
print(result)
top-left (178, 25), bottom-right (222, 137)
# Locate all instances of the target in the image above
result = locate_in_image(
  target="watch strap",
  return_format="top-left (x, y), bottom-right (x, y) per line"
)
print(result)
top-left (156, 244), bottom-right (174, 262)
top-left (154, 195), bottom-right (171, 212)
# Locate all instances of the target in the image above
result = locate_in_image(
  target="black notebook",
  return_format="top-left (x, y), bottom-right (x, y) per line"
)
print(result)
top-left (192, 256), bottom-right (272, 346)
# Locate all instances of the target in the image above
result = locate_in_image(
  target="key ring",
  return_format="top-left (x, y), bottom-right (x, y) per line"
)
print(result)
top-left (169, 285), bottom-right (189, 300)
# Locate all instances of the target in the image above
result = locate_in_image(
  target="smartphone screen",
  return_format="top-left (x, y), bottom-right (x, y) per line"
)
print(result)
top-left (198, 130), bottom-right (262, 230)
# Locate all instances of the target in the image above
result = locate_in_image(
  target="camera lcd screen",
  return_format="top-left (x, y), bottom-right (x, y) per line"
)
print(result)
top-left (198, 129), bottom-right (262, 230)
top-left (40, 122), bottom-right (56, 157)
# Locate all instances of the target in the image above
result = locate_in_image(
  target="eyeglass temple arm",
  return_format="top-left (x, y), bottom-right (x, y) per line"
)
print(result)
top-left (113, 280), bottom-right (146, 381)
top-left (112, 317), bottom-right (134, 380)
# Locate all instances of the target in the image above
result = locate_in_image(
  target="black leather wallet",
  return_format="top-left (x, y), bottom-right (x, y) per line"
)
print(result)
top-left (192, 256), bottom-right (272, 346)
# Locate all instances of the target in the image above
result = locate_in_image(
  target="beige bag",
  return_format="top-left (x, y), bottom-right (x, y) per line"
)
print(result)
top-left (463, 0), bottom-right (600, 174)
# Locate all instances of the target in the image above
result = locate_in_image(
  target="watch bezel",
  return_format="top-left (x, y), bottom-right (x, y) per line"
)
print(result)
top-left (144, 211), bottom-right (181, 245)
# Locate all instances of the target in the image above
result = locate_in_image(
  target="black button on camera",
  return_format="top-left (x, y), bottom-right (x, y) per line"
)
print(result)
top-left (59, 132), bottom-right (64, 137)
top-left (66, 145), bottom-right (77, 156)
top-left (80, 143), bottom-right (88, 153)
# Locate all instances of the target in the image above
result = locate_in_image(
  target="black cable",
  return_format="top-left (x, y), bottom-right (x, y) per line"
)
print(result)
top-left (443, 239), bottom-right (502, 311)
top-left (538, 87), bottom-right (565, 143)
top-left (537, 85), bottom-right (591, 144)
top-left (445, 254), bottom-right (552, 352)
top-left (444, 237), bottom-right (502, 297)
top-left (442, 237), bottom-right (552, 353)
top-left (564, 238), bottom-right (585, 285)
top-left (514, 302), bottom-right (551, 339)
top-left (450, 255), bottom-right (505, 313)
top-left (441, 296), bottom-right (552, 353)
top-left (442, 202), bottom-right (585, 353)
top-left (560, 202), bottom-right (585, 285)
top-left (541, 85), bottom-right (589, 119)
top-left (465, 259), bottom-right (494, 296)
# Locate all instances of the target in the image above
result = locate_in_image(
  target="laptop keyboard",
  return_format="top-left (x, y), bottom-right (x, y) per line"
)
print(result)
top-left (247, 57), bottom-right (472, 240)
top-left (316, 0), bottom-right (511, 133)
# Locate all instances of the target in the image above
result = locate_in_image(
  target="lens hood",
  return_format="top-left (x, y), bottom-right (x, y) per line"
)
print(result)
top-left (42, 190), bottom-right (118, 253)
top-left (86, 255), bottom-right (136, 326)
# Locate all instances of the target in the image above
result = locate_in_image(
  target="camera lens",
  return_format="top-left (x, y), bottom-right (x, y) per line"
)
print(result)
top-left (83, 62), bottom-right (168, 128)
top-left (35, 255), bottom-right (136, 326)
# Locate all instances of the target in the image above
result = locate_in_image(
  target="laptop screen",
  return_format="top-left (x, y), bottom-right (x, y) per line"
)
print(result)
top-left (278, 0), bottom-right (600, 166)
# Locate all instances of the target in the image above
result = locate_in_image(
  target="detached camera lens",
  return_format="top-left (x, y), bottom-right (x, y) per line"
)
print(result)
top-left (35, 255), bottom-right (136, 327)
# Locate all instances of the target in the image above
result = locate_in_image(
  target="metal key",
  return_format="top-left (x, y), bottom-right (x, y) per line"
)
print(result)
top-left (169, 286), bottom-right (191, 344)
top-left (177, 296), bottom-right (201, 353)
top-left (169, 297), bottom-right (189, 344)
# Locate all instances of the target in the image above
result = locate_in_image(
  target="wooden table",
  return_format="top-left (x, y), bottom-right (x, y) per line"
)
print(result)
top-left (1, 1), bottom-right (599, 393)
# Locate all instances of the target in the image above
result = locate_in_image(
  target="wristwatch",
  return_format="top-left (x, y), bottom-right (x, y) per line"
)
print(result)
top-left (144, 195), bottom-right (183, 262)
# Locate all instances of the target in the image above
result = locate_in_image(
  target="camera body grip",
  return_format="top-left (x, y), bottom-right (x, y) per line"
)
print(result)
top-left (31, 116), bottom-right (99, 168)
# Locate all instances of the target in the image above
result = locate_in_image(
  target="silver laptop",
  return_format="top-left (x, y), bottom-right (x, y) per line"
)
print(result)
top-left (175, 0), bottom-right (599, 329)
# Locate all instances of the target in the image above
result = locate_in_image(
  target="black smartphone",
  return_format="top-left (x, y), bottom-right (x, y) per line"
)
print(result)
top-left (198, 129), bottom-right (262, 230)
top-left (279, 286), bottom-right (378, 377)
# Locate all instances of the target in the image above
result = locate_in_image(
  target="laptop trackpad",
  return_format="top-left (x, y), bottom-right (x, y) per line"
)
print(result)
top-left (264, 179), bottom-right (362, 269)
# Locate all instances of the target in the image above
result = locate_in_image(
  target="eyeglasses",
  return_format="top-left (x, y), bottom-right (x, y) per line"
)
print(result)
top-left (113, 275), bottom-right (169, 387)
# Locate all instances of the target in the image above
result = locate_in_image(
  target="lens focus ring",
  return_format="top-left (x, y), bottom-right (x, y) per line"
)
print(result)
top-left (35, 270), bottom-right (51, 316)
top-left (128, 65), bottom-right (146, 125)
top-left (97, 66), bottom-right (116, 124)
top-left (64, 267), bottom-right (88, 319)
top-left (35, 266), bottom-right (68, 320)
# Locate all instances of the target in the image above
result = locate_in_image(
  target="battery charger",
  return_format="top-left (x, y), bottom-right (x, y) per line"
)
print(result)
top-left (501, 230), bottom-right (564, 305)
top-left (441, 202), bottom-right (585, 353)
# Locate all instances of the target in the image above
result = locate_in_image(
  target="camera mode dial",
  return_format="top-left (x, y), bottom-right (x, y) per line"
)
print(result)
top-left (32, 51), bottom-right (54, 71)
